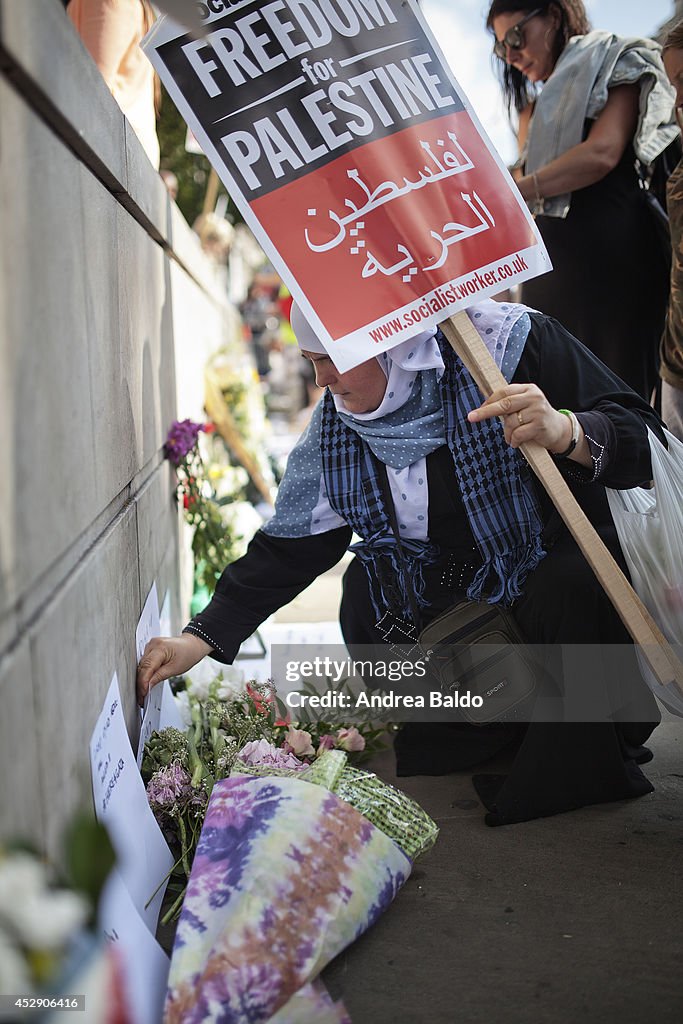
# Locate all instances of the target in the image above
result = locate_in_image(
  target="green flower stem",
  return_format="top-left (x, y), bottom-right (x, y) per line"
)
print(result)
top-left (188, 736), bottom-right (205, 789)
top-left (144, 852), bottom-right (186, 909)
top-left (178, 815), bottom-right (192, 879)
top-left (161, 887), bottom-right (187, 926)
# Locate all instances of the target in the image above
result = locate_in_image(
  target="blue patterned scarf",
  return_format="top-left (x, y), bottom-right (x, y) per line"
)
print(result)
top-left (438, 335), bottom-right (545, 604)
top-left (321, 331), bottom-right (545, 626)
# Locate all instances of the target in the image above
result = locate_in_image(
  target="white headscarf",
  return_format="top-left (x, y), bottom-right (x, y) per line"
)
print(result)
top-left (291, 303), bottom-right (444, 423)
top-left (266, 300), bottom-right (534, 541)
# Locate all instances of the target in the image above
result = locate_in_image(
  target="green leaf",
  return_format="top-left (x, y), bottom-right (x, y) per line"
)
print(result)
top-left (62, 812), bottom-right (116, 921)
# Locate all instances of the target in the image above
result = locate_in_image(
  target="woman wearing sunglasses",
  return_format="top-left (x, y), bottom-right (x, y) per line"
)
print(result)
top-left (487, 1), bottom-right (677, 402)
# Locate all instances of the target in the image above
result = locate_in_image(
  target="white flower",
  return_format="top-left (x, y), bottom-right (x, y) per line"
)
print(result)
top-left (213, 465), bottom-right (249, 501)
top-left (0, 854), bottom-right (87, 951)
top-left (0, 926), bottom-right (32, 995)
top-left (174, 690), bottom-right (192, 727)
top-left (0, 853), bottom-right (44, 910)
top-left (186, 674), bottom-right (211, 701)
top-left (221, 502), bottom-right (263, 558)
top-left (10, 890), bottom-right (88, 950)
top-left (216, 665), bottom-right (246, 701)
top-left (186, 656), bottom-right (224, 699)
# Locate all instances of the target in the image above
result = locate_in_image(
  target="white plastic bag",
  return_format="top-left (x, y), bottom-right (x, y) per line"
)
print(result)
top-left (606, 428), bottom-right (683, 715)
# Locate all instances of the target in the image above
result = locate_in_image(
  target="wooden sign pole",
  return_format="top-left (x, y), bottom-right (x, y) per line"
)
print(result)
top-left (441, 310), bottom-right (683, 699)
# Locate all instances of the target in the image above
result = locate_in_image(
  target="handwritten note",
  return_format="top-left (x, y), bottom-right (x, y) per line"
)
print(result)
top-left (99, 868), bottom-right (170, 1024)
top-left (90, 674), bottom-right (174, 933)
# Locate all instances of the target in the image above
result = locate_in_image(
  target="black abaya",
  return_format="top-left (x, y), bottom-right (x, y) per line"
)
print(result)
top-left (187, 314), bottom-right (665, 825)
top-left (522, 143), bottom-right (669, 400)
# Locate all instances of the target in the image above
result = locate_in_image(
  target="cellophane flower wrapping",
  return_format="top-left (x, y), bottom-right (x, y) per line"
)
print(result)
top-left (163, 773), bottom-right (425, 1023)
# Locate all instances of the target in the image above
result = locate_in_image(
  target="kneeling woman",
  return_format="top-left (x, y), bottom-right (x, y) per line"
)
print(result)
top-left (137, 300), bottom-right (665, 826)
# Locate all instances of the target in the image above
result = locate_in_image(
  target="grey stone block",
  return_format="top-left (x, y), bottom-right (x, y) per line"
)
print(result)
top-left (136, 460), bottom-right (180, 632)
top-left (30, 504), bottom-right (141, 862)
top-left (0, 0), bottom-right (128, 191)
top-left (123, 119), bottom-right (168, 246)
top-left (0, 640), bottom-right (45, 847)
top-left (0, 80), bottom-right (99, 608)
top-left (79, 163), bottom-right (139, 511)
top-left (116, 209), bottom-right (173, 470)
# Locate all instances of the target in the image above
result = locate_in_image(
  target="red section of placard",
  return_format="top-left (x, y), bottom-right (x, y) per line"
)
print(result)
top-left (250, 110), bottom-right (537, 341)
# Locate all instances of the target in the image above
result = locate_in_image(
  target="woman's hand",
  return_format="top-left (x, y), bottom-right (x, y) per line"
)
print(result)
top-left (136, 633), bottom-right (212, 705)
top-left (468, 383), bottom-right (586, 458)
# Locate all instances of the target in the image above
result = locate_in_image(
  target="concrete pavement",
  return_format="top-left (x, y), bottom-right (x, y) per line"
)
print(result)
top-left (324, 721), bottom-right (683, 1024)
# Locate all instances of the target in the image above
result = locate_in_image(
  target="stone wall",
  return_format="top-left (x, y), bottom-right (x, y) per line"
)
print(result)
top-left (0, 0), bottom-right (233, 857)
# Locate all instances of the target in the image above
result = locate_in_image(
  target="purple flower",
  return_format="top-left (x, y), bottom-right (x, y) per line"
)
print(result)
top-left (146, 763), bottom-right (194, 810)
top-left (163, 419), bottom-right (205, 466)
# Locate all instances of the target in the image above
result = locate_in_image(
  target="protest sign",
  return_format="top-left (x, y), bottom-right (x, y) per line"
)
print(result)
top-left (143, 0), bottom-right (550, 369)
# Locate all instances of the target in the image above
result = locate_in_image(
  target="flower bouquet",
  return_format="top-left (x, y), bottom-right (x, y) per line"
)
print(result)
top-left (141, 666), bottom-right (393, 925)
top-left (142, 666), bottom-right (438, 1022)
top-left (0, 818), bottom-right (124, 1024)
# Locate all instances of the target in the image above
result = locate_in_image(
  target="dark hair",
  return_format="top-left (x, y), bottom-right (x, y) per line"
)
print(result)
top-left (663, 19), bottom-right (683, 53)
top-left (486, 1), bottom-right (591, 113)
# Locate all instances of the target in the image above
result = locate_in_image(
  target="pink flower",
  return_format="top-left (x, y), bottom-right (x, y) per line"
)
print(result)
top-left (246, 681), bottom-right (274, 717)
top-left (146, 763), bottom-right (194, 809)
top-left (237, 739), bottom-right (305, 771)
top-left (336, 727), bottom-right (365, 752)
top-left (317, 734), bottom-right (336, 756)
top-left (283, 726), bottom-right (315, 758)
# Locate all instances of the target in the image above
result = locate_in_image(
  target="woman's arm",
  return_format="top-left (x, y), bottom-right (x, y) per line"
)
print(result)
top-left (68, 0), bottom-right (142, 91)
top-left (516, 84), bottom-right (639, 201)
top-left (184, 526), bottom-right (352, 661)
top-left (136, 526), bottom-right (352, 703)
top-left (511, 104), bottom-right (534, 182)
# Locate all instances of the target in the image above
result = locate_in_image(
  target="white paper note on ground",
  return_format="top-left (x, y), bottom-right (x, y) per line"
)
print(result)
top-left (90, 673), bottom-right (174, 933)
top-left (99, 868), bottom-right (170, 1024)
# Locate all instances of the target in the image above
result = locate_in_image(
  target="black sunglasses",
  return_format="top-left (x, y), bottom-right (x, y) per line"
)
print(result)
top-left (493, 8), bottom-right (544, 60)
